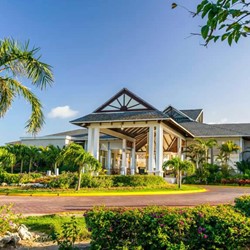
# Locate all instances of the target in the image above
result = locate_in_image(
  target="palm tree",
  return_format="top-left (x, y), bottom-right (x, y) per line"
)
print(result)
top-left (194, 138), bottom-right (217, 164)
top-left (163, 157), bottom-right (194, 189)
top-left (5, 144), bottom-right (29, 173)
top-left (0, 38), bottom-right (53, 134)
top-left (27, 146), bottom-right (42, 173)
top-left (0, 148), bottom-right (16, 172)
top-left (217, 140), bottom-right (241, 165)
top-left (42, 145), bottom-right (61, 174)
top-left (58, 143), bottom-right (102, 191)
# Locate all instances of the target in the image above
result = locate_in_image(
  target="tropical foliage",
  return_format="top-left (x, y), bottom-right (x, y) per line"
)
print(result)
top-left (57, 143), bottom-right (102, 190)
top-left (0, 38), bottom-right (53, 134)
top-left (163, 156), bottom-right (194, 188)
top-left (172, 0), bottom-right (250, 46)
top-left (217, 140), bottom-right (240, 165)
top-left (85, 196), bottom-right (250, 249)
top-left (185, 138), bottom-right (217, 183)
top-left (183, 139), bottom-right (246, 184)
top-left (0, 148), bottom-right (16, 172)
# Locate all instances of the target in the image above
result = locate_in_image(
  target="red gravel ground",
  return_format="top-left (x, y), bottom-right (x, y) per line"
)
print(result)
top-left (0, 186), bottom-right (249, 215)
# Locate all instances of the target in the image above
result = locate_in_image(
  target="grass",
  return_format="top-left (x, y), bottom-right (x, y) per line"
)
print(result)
top-left (0, 185), bottom-right (206, 196)
top-left (20, 214), bottom-right (90, 241)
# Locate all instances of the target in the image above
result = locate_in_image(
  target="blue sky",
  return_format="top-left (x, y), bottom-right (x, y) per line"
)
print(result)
top-left (1, 0), bottom-right (250, 145)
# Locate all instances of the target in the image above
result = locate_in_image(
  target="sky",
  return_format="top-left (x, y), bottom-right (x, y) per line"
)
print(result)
top-left (1, 0), bottom-right (250, 145)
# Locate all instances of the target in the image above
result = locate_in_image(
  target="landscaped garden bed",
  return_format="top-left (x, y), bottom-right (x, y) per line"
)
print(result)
top-left (1, 195), bottom-right (250, 249)
top-left (0, 173), bottom-right (205, 196)
top-left (85, 195), bottom-right (250, 249)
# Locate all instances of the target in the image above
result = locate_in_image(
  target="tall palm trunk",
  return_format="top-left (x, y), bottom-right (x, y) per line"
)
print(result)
top-left (196, 158), bottom-right (199, 169)
top-left (54, 162), bottom-right (58, 175)
top-left (20, 159), bottom-right (24, 173)
top-left (178, 169), bottom-right (182, 189)
top-left (29, 158), bottom-right (33, 173)
top-left (76, 167), bottom-right (82, 191)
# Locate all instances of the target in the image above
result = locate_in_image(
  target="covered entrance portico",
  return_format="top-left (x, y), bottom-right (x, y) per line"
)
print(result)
top-left (71, 88), bottom-right (193, 176)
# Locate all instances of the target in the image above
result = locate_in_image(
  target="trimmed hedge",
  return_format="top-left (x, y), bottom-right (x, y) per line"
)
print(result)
top-left (85, 199), bottom-right (250, 249)
top-left (0, 172), bottom-right (42, 184)
top-left (49, 174), bottom-right (166, 189)
top-left (0, 172), bottom-right (167, 189)
top-left (235, 195), bottom-right (250, 217)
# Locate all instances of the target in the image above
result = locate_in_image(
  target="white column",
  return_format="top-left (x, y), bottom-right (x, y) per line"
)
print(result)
top-left (130, 140), bottom-right (136, 175)
top-left (107, 142), bottom-right (111, 175)
top-left (87, 127), bottom-right (94, 155)
top-left (239, 138), bottom-right (244, 162)
top-left (93, 127), bottom-right (100, 160)
top-left (156, 124), bottom-right (163, 176)
top-left (148, 126), bottom-right (155, 174)
top-left (121, 139), bottom-right (126, 175)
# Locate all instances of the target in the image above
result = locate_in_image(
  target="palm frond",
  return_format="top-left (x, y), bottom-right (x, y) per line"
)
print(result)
top-left (0, 38), bottom-right (53, 89)
top-left (4, 78), bottom-right (45, 134)
top-left (0, 77), bottom-right (15, 117)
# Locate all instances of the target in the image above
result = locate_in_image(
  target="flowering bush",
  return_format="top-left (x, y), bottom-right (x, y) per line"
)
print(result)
top-left (85, 200), bottom-right (250, 249)
top-left (0, 204), bottom-right (21, 236)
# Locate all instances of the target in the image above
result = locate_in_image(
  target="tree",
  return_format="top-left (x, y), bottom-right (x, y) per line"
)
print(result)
top-left (235, 160), bottom-right (250, 174)
top-left (0, 38), bottom-right (53, 134)
top-left (42, 145), bottom-right (61, 174)
top-left (163, 157), bottom-right (194, 188)
top-left (217, 140), bottom-right (240, 165)
top-left (0, 148), bottom-right (16, 172)
top-left (172, 0), bottom-right (250, 45)
top-left (27, 146), bottom-right (42, 173)
top-left (5, 144), bottom-right (29, 173)
top-left (186, 138), bottom-right (217, 168)
top-left (58, 143), bottom-right (102, 191)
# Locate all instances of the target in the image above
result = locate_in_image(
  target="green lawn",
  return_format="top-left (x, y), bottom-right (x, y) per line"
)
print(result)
top-left (20, 214), bottom-right (90, 241)
top-left (0, 185), bottom-right (206, 196)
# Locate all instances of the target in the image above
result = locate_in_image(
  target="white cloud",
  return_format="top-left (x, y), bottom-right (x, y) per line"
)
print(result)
top-left (48, 106), bottom-right (78, 119)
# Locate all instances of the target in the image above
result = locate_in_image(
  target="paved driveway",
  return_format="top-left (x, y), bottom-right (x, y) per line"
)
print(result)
top-left (0, 186), bottom-right (249, 215)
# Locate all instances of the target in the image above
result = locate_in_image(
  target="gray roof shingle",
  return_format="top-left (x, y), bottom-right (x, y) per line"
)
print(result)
top-left (71, 110), bottom-right (169, 124)
top-left (180, 109), bottom-right (203, 121)
top-left (180, 122), bottom-right (250, 137)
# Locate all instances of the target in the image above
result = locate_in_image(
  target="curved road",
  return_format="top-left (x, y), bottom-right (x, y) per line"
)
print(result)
top-left (0, 186), bottom-right (249, 215)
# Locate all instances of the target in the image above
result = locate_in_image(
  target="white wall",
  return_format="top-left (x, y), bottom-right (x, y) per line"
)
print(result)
top-left (21, 137), bottom-right (68, 148)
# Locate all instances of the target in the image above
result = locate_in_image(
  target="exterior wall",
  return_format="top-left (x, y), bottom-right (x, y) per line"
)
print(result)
top-left (21, 137), bottom-right (68, 148)
top-left (242, 139), bottom-right (250, 161)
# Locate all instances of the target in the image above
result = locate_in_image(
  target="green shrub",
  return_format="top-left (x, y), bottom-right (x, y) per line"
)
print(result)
top-left (0, 172), bottom-right (21, 184)
top-left (0, 172), bottom-right (167, 189)
top-left (112, 175), bottom-right (165, 187)
top-left (52, 216), bottom-right (79, 250)
top-left (0, 172), bottom-right (44, 184)
top-left (0, 204), bottom-right (21, 236)
top-left (85, 203), bottom-right (250, 249)
top-left (19, 173), bottom-right (43, 183)
top-left (49, 173), bottom-right (77, 189)
top-left (235, 195), bottom-right (250, 217)
top-left (81, 175), bottom-right (113, 188)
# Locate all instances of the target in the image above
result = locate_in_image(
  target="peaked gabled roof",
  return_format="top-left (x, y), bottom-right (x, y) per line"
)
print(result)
top-left (180, 109), bottom-right (203, 121)
top-left (163, 105), bottom-right (193, 123)
top-left (94, 88), bottom-right (157, 113)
